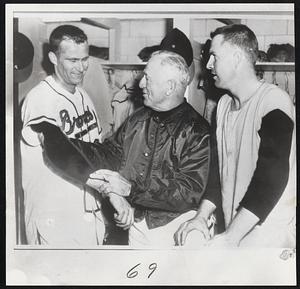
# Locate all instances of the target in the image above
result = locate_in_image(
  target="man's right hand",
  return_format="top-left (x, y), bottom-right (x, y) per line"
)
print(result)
top-left (87, 169), bottom-right (131, 197)
top-left (108, 193), bottom-right (134, 230)
top-left (173, 216), bottom-right (210, 246)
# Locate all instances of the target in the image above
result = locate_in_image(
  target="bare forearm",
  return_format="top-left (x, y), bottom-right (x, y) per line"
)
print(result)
top-left (195, 199), bottom-right (216, 220)
top-left (225, 207), bottom-right (260, 244)
top-left (206, 207), bottom-right (260, 247)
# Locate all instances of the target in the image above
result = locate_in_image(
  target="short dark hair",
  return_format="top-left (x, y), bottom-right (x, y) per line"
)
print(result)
top-left (210, 24), bottom-right (258, 65)
top-left (49, 25), bottom-right (88, 54)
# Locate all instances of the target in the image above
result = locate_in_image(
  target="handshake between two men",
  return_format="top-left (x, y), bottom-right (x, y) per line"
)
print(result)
top-left (87, 169), bottom-right (134, 231)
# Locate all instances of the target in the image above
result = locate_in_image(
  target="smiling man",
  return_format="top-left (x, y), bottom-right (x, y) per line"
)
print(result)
top-left (174, 24), bottom-right (296, 248)
top-left (88, 50), bottom-right (216, 247)
top-left (20, 25), bottom-right (105, 245)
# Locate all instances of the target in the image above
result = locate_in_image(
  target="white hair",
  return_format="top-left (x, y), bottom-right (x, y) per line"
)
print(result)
top-left (150, 50), bottom-right (190, 89)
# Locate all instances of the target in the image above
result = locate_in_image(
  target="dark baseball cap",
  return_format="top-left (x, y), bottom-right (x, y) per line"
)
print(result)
top-left (159, 28), bottom-right (193, 66)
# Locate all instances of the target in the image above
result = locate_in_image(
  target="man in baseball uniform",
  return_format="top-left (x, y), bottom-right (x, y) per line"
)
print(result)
top-left (174, 24), bottom-right (295, 248)
top-left (20, 25), bottom-right (105, 245)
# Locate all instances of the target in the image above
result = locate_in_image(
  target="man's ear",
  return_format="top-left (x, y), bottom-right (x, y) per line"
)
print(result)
top-left (48, 51), bottom-right (58, 66)
top-left (166, 79), bottom-right (176, 95)
top-left (233, 49), bottom-right (243, 69)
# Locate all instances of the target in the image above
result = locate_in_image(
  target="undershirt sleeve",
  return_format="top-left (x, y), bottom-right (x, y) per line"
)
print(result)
top-left (239, 109), bottom-right (294, 223)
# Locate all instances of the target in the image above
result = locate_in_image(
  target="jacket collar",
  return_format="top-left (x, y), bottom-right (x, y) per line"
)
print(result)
top-left (138, 99), bottom-right (190, 136)
top-left (139, 99), bottom-right (188, 121)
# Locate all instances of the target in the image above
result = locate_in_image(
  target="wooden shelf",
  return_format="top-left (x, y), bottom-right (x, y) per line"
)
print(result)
top-left (101, 62), bottom-right (295, 72)
top-left (255, 62), bottom-right (294, 72)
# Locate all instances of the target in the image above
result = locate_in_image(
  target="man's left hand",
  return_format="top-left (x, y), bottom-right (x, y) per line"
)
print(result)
top-left (108, 193), bottom-right (134, 230)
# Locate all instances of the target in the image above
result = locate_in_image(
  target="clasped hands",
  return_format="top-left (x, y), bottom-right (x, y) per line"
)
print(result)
top-left (86, 169), bottom-right (134, 230)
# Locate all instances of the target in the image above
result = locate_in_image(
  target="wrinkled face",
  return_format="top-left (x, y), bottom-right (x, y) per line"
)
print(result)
top-left (54, 39), bottom-right (89, 88)
top-left (139, 57), bottom-right (169, 111)
top-left (206, 34), bottom-right (236, 90)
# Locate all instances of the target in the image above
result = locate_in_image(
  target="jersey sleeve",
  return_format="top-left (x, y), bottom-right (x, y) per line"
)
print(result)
top-left (21, 84), bottom-right (61, 147)
top-left (260, 85), bottom-right (294, 120)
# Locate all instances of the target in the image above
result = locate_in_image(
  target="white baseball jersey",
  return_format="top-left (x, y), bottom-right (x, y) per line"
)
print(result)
top-left (21, 75), bottom-right (105, 245)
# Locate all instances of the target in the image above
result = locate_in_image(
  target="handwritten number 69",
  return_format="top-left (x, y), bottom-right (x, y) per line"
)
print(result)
top-left (127, 263), bottom-right (157, 279)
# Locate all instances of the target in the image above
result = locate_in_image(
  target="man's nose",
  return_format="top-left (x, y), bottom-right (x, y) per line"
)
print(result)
top-left (206, 55), bottom-right (214, 70)
top-left (77, 60), bottom-right (84, 72)
top-left (139, 75), bottom-right (145, 88)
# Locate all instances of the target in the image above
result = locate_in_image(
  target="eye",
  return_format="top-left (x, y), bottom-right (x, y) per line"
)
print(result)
top-left (82, 57), bottom-right (89, 63)
top-left (143, 73), bottom-right (149, 82)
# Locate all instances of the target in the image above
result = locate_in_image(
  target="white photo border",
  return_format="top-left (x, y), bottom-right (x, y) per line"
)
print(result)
top-left (6, 3), bottom-right (296, 286)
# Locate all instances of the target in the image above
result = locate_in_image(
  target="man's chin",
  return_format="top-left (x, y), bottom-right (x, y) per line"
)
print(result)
top-left (214, 81), bottom-right (222, 89)
top-left (144, 102), bottom-right (154, 110)
top-left (72, 80), bottom-right (83, 86)
top-left (143, 98), bottom-right (149, 106)
top-left (71, 76), bottom-right (84, 83)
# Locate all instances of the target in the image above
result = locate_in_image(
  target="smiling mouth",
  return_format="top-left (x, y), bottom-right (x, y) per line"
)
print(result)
top-left (72, 73), bottom-right (83, 77)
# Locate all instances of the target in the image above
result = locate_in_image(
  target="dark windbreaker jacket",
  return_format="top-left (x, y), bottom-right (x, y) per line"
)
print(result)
top-left (34, 100), bottom-right (223, 230)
